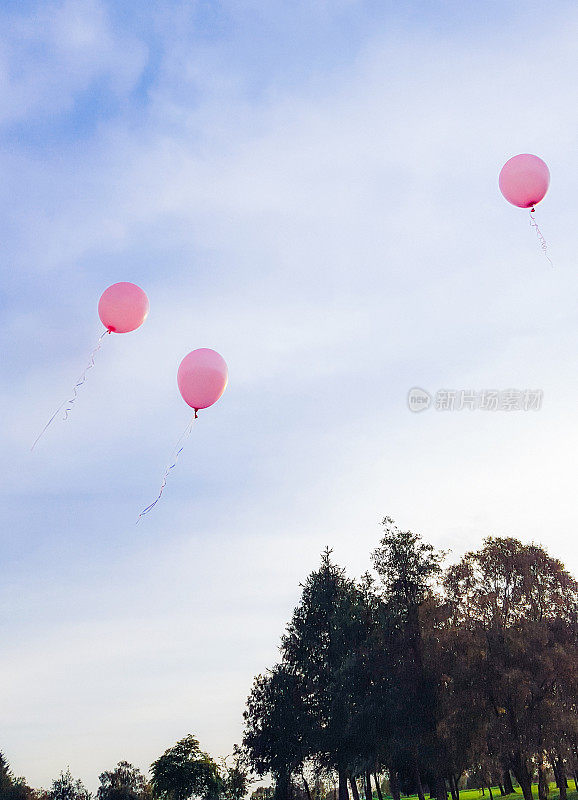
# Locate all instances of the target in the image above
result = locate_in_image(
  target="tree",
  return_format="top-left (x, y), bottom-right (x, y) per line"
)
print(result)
top-left (49, 769), bottom-right (91, 800)
top-left (281, 549), bottom-right (370, 800)
top-left (98, 763), bottom-right (150, 800)
top-left (335, 572), bottom-right (393, 800)
top-left (371, 519), bottom-right (445, 800)
top-left (150, 736), bottom-right (222, 800)
top-left (0, 755), bottom-right (14, 800)
top-left (243, 664), bottom-right (312, 800)
top-left (443, 537), bottom-right (578, 800)
top-left (0, 754), bottom-right (32, 800)
top-left (371, 517), bottom-right (444, 613)
top-left (243, 521), bottom-right (578, 800)
top-left (221, 765), bottom-right (247, 800)
top-left (221, 748), bottom-right (252, 800)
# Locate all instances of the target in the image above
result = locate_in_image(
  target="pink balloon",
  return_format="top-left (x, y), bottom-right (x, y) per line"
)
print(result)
top-left (177, 349), bottom-right (228, 411)
top-left (98, 282), bottom-right (149, 333)
top-left (499, 154), bottom-right (550, 209)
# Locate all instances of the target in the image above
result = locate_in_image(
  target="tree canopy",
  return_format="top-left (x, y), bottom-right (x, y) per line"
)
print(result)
top-left (243, 521), bottom-right (578, 800)
top-left (150, 735), bottom-right (222, 800)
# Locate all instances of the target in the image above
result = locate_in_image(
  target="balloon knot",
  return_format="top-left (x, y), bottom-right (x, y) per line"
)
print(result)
top-left (194, 409), bottom-right (198, 419)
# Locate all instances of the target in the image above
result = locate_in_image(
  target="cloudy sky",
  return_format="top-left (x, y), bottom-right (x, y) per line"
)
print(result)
top-left (2, 0), bottom-right (578, 790)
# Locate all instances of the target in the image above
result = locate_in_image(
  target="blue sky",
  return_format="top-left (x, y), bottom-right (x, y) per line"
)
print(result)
top-left (2, 0), bottom-right (578, 790)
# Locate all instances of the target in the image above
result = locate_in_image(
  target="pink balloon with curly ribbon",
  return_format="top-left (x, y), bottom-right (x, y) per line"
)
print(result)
top-left (499, 154), bottom-right (550, 209)
top-left (98, 282), bottom-right (149, 333)
top-left (136, 349), bottom-right (229, 521)
top-left (178, 348), bottom-right (228, 411)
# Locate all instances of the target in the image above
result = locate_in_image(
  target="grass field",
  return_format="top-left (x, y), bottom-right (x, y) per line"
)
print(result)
top-left (379, 786), bottom-right (578, 800)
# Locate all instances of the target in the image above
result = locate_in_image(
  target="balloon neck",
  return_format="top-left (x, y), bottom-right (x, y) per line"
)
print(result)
top-left (194, 409), bottom-right (198, 419)
top-left (530, 207), bottom-right (535, 213)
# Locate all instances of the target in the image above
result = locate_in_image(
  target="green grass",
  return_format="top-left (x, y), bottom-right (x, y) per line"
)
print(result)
top-left (378, 785), bottom-right (578, 800)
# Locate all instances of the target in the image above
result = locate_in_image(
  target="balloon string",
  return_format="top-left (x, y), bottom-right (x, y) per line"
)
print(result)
top-left (529, 208), bottom-right (554, 268)
top-left (136, 412), bottom-right (197, 522)
top-left (31, 329), bottom-right (111, 451)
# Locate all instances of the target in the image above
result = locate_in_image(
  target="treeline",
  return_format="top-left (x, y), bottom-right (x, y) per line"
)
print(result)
top-left (242, 519), bottom-right (578, 800)
top-left (0, 736), bottom-right (250, 800)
